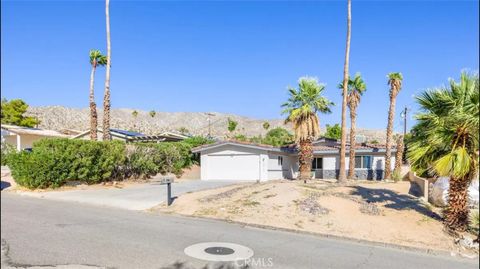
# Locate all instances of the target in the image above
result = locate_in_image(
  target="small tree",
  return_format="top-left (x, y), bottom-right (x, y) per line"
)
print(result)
top-left (149, 110), bottom-right (156, 118)
top-left (1, 99), bottom-right (39, 127)
top-left (132, 110), bottom-right (139, 118)
top-left (263, 127), bottom-right (293, 146)
top-left (227, 118), bottom-right (238, 133)
top-left (325, 124), bottom-right (341, 140)
top-left (262, 122), bottom-right (270, 130)
top-left (178, 127), bottom-right (189, 135)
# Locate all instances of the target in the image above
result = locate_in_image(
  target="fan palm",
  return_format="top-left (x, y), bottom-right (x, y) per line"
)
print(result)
top-left (339, 73), bottom-right (366, 178)
top-left (282, 77), bottom-right (334, 183)
top-left (103, 0), bottom-right (112, 140)
top-left (384, 72), bottom-right (403, 179)
top-left (338, 0), bottom-right (352, 183)
top-left (88, 50), bottom-right (107, 140)
top-left (408, 72), bottom-right (479, 232)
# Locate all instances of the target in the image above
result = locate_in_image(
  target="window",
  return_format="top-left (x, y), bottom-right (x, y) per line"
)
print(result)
top-left (354, 156), bottom-right (372, 169)
top-left (278, 156), bottom-right (283, 166)
top-left (311, 157), bottom-right (323, 170)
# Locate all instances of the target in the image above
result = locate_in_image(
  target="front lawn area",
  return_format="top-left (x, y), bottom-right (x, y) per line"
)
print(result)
top-left (153, 180), bottom-right (476, 254)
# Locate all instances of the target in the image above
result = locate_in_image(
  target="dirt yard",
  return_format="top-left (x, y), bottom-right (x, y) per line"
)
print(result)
top-left (153, 180), bottom-right (471, 253)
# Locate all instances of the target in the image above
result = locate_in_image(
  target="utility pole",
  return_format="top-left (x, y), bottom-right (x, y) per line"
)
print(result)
top-left (206, 113), bottom-right (215, 138)
top-left (400, 106), bottom-right (408, 136)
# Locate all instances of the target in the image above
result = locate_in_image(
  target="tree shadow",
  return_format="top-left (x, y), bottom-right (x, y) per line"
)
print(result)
top-left (349, 185), bottom-right (442, 220)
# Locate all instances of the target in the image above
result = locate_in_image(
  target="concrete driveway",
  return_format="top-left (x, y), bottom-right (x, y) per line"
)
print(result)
top-left (17, 180), bottom-right (244, 210)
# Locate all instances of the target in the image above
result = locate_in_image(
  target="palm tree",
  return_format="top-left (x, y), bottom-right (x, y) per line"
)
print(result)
top-left (408, 72), bottom-right (479, 232)
top-left (282, 77), bottom-right (334, 183)
top-left (88, 50), bottom-right (107, 140)
top-left (338, 0), bottom-right (352, 183)
top-left (394, 134), bottom-right (404, 175)
top-left (102, 0), bottom-right (112, 140)
top-left (339, 73), bottom-right (366, 179)
top-left (384, 72), bottom-right (403, 179)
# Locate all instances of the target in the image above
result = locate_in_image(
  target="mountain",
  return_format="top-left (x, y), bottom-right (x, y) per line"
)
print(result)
top-left (26, 106), bottom-right (390, 142)
top-left (26, 106), bottom-right (288, 137)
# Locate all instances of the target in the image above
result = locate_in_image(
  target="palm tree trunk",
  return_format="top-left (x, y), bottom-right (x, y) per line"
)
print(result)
top-left (298, 139), bottom-right (313, 183)
top-left (338, 0), bottom-right (351, 183)
top-left (348, 109), bottom-right (356, 179)
top-left (445, 175), bottom-right (470, 232)
top-left (394, 135), bottom-right (404, 174)
top-left (384, 95), bottom-right (396, 179)
top-left (102, 0), bottom-right (112, 140)
top-left (89, 65), bottom-right (98, 140)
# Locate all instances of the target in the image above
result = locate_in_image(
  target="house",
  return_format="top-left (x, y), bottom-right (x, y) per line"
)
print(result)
top-left (72, 129), bottom-right (189, 143)
top-left (1, 124), bottom-right (69, 151)
top-left (191, 138), bottom-right (397, 181)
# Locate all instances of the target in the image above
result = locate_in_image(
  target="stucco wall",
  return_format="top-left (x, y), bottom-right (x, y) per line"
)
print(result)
top-left (4, 134), bottom-right (47, 150)
top-left (267, 153), bottom-right (296, 180)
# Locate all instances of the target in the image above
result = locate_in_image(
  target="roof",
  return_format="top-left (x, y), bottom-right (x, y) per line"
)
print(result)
top-left (110, 129), bottom-right (145, 137)
top-left (191, 140), bottom-right (296, 153)
top-left (1, 124), bottom-right (69, 138)
top-left (72, 128), bottom-right (146, 139)
top-left (192, 139), bottom-right (396, 154)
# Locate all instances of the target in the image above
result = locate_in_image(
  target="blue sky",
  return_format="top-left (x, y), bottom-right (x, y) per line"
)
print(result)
top-left (1, 0), bottom-right (479, 132)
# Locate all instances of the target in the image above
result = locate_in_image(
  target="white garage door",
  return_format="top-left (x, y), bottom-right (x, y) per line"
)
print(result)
top-left (207, 154), bottom-right (260, 180)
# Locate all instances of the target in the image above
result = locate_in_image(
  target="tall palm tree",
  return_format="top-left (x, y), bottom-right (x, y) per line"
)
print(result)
top-left (102, 0), bottom-right (112, 140)
top-left (408, 72), bottom-right (479, 232)
top-left (88, 50), bottom-right (107, 140)
top-left (339, 73), bottom-right (366, 179)
top-left (282, 77), bottom-right (334, 183)
top-left (394, 134), bottom-right (404, 175)
top-left (384, 72), bottom-right (403, 179)
top-left (338, 0), bottom-right (352, 183)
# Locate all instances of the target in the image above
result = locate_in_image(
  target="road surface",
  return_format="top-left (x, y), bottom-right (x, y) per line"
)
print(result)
top-left (1, 193), bottom-right (478, 269)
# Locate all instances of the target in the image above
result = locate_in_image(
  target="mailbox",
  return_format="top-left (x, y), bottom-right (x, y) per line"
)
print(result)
top-left (160, 176), bottom-right (174, 206)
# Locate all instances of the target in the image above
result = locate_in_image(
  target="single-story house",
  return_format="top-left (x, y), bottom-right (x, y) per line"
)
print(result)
top-left (72, 129), bottom-right (189, 143)
top-left (191, 138), bottom-right (397, 181)
top-left (1, 124), bottom-right (69, 151)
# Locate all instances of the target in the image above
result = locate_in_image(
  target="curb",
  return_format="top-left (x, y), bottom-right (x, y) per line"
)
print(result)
top-left (153, 211), bottom-right (478, 260)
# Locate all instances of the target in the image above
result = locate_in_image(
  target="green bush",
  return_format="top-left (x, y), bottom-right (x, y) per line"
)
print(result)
top-left (7, 137), bottom-right (211, 189)
top-left (7, 138), bottom-right (126, 189)
top-left (1, 141), bottom-right (15, 166)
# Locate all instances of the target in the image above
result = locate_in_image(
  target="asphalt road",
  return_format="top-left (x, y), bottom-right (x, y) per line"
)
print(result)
top-left (1, 193), bottom-right (478, 269)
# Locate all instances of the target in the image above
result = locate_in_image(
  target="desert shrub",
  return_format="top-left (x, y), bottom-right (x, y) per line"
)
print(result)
top-left (124, 142), bottom-right (196, 179)
top-left (7, 138), bottom-right (126, 189)
top-left (182, 136), bottom-right (213, 148)
top-left (392, 170), bottom-right (402, 182)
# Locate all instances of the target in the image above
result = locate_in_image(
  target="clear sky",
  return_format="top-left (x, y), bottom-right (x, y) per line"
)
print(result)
top-left (1, 0), bottom-right (479, 132)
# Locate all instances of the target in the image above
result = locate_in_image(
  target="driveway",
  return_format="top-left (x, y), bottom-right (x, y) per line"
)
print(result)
top-left (16, 180), bottom-right (244, 210)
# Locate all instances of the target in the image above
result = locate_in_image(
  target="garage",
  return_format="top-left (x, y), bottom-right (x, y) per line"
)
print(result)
top-left (207, 154), bottom-right (260, 180)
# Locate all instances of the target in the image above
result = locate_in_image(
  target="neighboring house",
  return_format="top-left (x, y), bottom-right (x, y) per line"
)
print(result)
top-left (72, 129), bottom-right (188, 143)
top-left (192, 138), bottom-right (397, 181)
top-left (1, 124), bottom-right (69, 151)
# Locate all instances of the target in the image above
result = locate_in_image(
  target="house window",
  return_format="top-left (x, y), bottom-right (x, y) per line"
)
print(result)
top-left (311, 157), bottom-right (323, 170)
top-left (354, 156), bottom-right (372, 169)
top-left (278, 156), bottom-right (283, 166)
